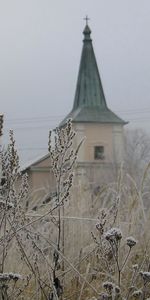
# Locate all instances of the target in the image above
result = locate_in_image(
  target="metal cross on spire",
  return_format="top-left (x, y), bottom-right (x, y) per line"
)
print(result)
top-left (84, 15), bottom-right (90, 26)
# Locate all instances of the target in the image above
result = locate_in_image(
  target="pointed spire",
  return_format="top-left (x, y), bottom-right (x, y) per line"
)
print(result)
top-left (60, 22), bottom-right (126, 126)
top-left (73, 21), bottom-right (107, 110)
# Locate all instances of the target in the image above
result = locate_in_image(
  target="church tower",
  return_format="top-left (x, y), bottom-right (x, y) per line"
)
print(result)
top-left (61, 22), bottom-right (126, 180)
top-left (23, 21), bottom-right (127, 195)
top-left (21, 22), bottom-right (128, 260)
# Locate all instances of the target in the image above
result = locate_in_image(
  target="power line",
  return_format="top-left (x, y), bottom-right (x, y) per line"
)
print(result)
top-left (4, 124), bottom-right (58, 131)
top-left (6, 115), bottom-right (64, 124)
top-left (3, 118), bottom-right (150, 131)
top-left (4, 108), bottom-right (150, 124)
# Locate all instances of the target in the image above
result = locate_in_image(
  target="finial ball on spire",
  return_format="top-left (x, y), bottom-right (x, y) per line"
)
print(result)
top-left (83, 16), bottom-right (91, 38)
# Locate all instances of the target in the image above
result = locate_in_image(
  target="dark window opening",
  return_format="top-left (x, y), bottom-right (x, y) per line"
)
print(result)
top-left (94, 146), bottom-right (105, 160)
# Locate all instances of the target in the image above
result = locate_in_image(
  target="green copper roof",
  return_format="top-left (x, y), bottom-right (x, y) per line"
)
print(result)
top-left (60, 24), bottom-right (126, 126)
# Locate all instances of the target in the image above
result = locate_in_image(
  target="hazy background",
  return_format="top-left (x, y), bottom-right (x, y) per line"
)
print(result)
top-left (1, 0), bottom-right (150, 164)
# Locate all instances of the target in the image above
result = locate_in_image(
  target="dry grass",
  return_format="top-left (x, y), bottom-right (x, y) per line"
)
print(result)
top-left (1, 124), bottom-right (150, 299)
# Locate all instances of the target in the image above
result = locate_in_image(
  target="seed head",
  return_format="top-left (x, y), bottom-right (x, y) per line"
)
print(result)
top-left (140, 271), bottom-right (150, 283)
top-left (104, 228), bottom-right (122, 242)
top-left (132, 289), bottom-right (142, 298)
top-left (132, 264), bottom-right (138, 271)
top-left (126, 237), bottom-right (137, 248)
top-left (103, 281), bottom-right (114, 293)
top-left (98, 292), bottom-right (109, 300)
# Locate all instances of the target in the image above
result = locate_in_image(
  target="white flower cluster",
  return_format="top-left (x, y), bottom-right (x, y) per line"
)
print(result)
top-left (104, 228), bottom-right (122, 242)
top-left (0, 273), bottom-right (22, 281)
top-left (0, 200), bottom-right (14, 210)
top-left (126, 236), bottom-right (137, 248)
top-left (132, 289), bottom-right (142, 298)
top-left (98, 292), bottom-right (109, 300)
top-left (103, 281), bottom-right (120, 295)
top-left (140, 271), bottom-right (150, 283)
top-left (103, 281), bottom-right (114, 292)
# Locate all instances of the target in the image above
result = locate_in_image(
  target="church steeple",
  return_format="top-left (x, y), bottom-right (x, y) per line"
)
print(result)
top-left (73, 23), bottom-right (107, 111)
top-left (60, 23), bottom-right (126, 125)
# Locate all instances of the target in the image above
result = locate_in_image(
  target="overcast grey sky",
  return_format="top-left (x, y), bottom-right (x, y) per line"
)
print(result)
top-left (1, 0), bottom-right (150, 163)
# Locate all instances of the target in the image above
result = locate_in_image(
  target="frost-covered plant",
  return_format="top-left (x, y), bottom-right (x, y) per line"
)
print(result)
top-left (48, 119), bottom-right (83, 299)
top-left (104, 228), bottom-right (122, 242)
top-left (0, 131), bottom-right (30, 299)
top-left (126, 237), bottom-right (137, 248)
top-left (94, 224), bottom-right (150, 300)
top-left (0, 120), bottom-right (82, 300)
top-left (88, 166), bottom-right (150, 300)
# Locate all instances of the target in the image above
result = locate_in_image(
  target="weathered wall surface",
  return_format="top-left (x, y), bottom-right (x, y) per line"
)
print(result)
top-left (74, 123), bottom-right (124, 165)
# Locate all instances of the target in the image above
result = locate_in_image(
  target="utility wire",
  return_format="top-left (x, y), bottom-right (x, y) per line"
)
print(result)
top-left (5, 107), bottom-right (150, 124)
top-left (3, 118), bottom-right (150, 131)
